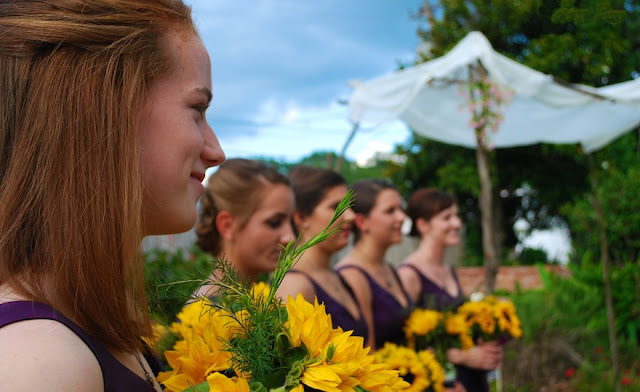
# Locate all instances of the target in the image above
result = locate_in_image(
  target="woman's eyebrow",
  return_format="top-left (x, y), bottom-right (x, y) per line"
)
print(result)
top-left (196, 87), bottom-right (213, 103)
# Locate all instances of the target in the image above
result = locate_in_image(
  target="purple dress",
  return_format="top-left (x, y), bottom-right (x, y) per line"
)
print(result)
top-left (399, 264), bottom-right (489, 392)
top-left (0, 301), bottom-right (158, 392)
top-left (335, 264), bottom-right (412, 350)
top-left (287, 270), bottom-right (369, 341)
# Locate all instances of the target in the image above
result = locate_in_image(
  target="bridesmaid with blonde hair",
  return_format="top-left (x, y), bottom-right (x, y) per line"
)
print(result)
top-left (194, 159), bottom-right (295, 297)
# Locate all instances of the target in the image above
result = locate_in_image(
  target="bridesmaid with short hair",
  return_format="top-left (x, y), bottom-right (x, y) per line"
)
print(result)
top-left (398, 187), bottom-right (502, 392)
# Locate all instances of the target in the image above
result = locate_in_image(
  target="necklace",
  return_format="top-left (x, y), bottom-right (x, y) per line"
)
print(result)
top-left (385, 276), bottom-right (393, 288)
top-left (380, 265), bottom-right (393, 288)
top-left (135, 352), bottom-right (155, 387)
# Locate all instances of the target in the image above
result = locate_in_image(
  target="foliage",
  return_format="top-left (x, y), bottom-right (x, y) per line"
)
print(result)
top-left (417, 0), bottom-right (639, 85)
top-left (561, 133), bottom-right (640, 264)
top-left (500, 261), bottom-right (640, 390)
top-left (517, 247), bottom-right (550, 265)
top-left (144, 246), bottom-right (217, 325)
top-left (255, 150), bottom-right (396, 186)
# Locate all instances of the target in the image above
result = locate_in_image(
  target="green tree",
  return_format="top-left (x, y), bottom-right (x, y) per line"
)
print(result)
top-left (409, 2), bottom-right (640, 389)
top-left (255, 150), bottom-right (394, 185)
top-left (400, 0), bottom-right (640, 265)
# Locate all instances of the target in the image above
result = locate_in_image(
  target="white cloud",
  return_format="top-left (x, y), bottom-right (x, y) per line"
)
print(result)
top-left (521, 227), bottom-right (572, 264)
top-left (217, 99), bottom-right (410, 163)
top-left (355, 141), bottom-right (393, 166)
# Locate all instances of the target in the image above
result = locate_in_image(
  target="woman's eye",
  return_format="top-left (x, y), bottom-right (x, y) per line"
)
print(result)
top-left (266, 218), bottom-right (283, 229)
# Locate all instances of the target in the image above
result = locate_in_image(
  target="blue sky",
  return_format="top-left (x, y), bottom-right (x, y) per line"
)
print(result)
top-left (186, 0), bottom-right (425, 165)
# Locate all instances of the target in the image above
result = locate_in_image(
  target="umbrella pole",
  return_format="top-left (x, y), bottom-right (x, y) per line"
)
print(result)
top-left (468, 62), bottom-right (499, 294)
top-left (475, 138), bottom-right (498, 293)
top-left (335, 123), bottom-right (359, 172)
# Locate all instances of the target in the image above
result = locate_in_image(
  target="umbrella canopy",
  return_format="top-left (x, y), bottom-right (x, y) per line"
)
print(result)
top-left (348, 31), bottom-right (640, 152)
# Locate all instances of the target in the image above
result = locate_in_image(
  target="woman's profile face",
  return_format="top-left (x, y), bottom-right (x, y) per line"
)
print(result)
top-left (303, 184), bottom-right (355, 254)
top-left (361, 188), bottom-right (406, 246)
top-left (230, 183), bottom-right (295, 277)
top-left (138, 31), bottom-right (225, 236)
top-left (424, 204), bottom-right (462, 246)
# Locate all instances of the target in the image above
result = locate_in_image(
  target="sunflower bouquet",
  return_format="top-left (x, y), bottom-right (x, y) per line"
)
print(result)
top-left (156, 192), bottom-right (410, 392)
top-left (405, 308), bottom-right (474, 364)
top-left (456, 295), bottom-right (522, 345)
top-left (375, 343), bottom-right (445, 392)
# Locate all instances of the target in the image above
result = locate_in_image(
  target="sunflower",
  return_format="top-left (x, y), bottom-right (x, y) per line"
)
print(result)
top-left (169, 298), bottom-right (215, 338)
top-left (493, 299), bottom-right (522, 339)
top-left (206, 372), bottom-right (250, 392)
top-left (249, 281), bottom-right (271, 301)
top-left (375, 343), bottom-right (444, 392)
top-left (158, 308), bottom-right (243, 391)
top-left (285, 293), bottom-right (339, 357)
top-left (458, 300), bottom-right (496, 336)
top-left (286, 294), bottom-right (409, 392)
top-left (404, 309), bottom-right (444, 350)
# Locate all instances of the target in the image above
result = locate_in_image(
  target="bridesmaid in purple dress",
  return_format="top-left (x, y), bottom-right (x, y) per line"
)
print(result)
top-left (277, 167), bottom-right (368, 341)
top-left (335, 179), bottom-right (412, 350)
top-left (0, 1), bottom-right (226, 390)
top-left (398, 188), bottom-right (503, 392)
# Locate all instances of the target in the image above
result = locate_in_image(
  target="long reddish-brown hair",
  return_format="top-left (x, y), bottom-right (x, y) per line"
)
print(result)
top-left (0, 0), bottom-right (196, 353)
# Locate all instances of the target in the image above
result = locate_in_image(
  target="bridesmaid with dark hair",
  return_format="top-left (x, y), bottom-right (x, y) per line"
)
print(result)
top-left (398, 188), bottom-right (502, 392)
top-left (276, 166), bottom-right (368, 341)
top-left (335, 179), bottom-right (412, 350)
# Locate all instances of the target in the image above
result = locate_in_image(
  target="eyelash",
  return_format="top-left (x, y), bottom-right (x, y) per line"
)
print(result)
top-left (266, 218), bottom-right (284, 229)
top-left (194, 104), bottom-right (209, 117)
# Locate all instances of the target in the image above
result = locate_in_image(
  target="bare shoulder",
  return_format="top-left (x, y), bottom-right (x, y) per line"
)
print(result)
top-left (397, 261), bottom-right (421, 302)
top-left (0, 319), bottom-right (103, 391)
top-left (397, 262), bottom-right (420, 286)
top-left (277, 272), bottom-right (315, 303)
top-left (336, 265), bottom-right (371, 300)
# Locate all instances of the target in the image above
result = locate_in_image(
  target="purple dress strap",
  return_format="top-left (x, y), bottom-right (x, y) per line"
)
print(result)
top-left (0, 301), bottom-right (156, 392)
top-left (287, 270), bottom-right (369, 341)
top-left (335, 264), bottom-right (413, 350)
top-left (398, 264), bottom-right (488, 392)
top-left (398, 263), bottom-right (465, 310)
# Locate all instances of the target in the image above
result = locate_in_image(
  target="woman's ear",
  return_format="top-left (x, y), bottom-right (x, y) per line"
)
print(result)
top-left (215, 210), bottom-right (235, 242)
top-left (292, 210), bottom-right (306, 231)
top-left (415, 217), bottom-right (430, 236)
top-left (353, 213), bottom-right (367, 233)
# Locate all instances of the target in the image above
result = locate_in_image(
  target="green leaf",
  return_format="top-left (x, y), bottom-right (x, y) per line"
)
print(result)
top-left (282, 346), bottom-right (308, 368)
top-left (181, 381), bottom-right (210, 392)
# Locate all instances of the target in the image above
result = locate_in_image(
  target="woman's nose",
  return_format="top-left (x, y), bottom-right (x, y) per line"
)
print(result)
top-left (280, 221), bottom-right (295, 245)
top-left (343, 207), bottom-right (356, 221)
top-left (201, 126), bottom-right (225, 168)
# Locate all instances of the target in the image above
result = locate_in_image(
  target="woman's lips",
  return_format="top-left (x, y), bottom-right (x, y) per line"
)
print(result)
top-left (190, 172), bottom-right (206, 194)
